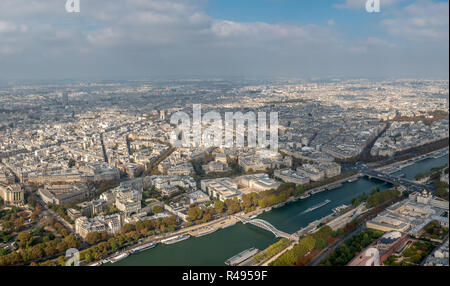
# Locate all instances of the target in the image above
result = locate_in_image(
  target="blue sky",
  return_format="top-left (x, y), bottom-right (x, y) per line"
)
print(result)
top-left (0, 0), bottom-right (448, 79)
top-left (206, 0), bottom-right (446, 40)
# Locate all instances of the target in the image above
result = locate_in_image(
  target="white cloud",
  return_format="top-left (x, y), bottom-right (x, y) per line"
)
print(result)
top-left (0, 21), bottom-right (27, 34)
top-left (380, 0), bottom-right (449, 40)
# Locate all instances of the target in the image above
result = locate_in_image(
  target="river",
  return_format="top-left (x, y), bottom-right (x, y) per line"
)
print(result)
top-left (110, 153), bottom-right (448, 266)
top-left (393, 153), bottom-right (449, 180)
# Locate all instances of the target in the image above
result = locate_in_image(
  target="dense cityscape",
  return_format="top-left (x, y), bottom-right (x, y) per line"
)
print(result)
top-left (0, 78), bottom-right (448, 267)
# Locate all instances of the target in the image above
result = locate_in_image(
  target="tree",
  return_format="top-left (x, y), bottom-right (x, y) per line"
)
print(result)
top-left (30, 247), bottom-right (45, 261)
top-left (26, 196), bottom-right (37, 208)
top-left (1, 234), bottom-right (11, 243)
top-left (202, 207), bottom-right (215, 223)
top-left (214, 200), bottom-right (225, 213)
top-left (1, 222), bottom-right (13, 232)
top-left (85, 231), bottom-right (109, 245)
top-left (17, 231), bottom-right (32, 249)
top-left (63, 234), bottom-right (80, 249)
top-left (108, 238), bottom-right (118, 252)
top-left (225, 198), bottom-right (241, 215)
top-left (187, 206), bottom-right (203, 222)
top-left (14, 217), bottom-right (25, 230)
top-left (57, 255), bottom-right (66, 266)
top-left (120, 224), bottom-right (135, 235)
top-left (314, 238), bottom-right (327, 249)
top-left (153, 205), bottom-right (163, 214)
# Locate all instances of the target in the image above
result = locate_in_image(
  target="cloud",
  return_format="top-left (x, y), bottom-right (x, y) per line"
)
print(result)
top-left (365, 37), bottom-right (396, 47)
top-left (210, 21), bottom-right (334, 42)
top-left (347, 36), bottom-right (396, 54)
top-left (0, 21), bottom-right (28, 34)
top-left (380, 0), bottom-right (449, 40)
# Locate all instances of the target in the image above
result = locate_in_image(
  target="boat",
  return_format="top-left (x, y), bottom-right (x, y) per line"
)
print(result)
top-left (326, 183), bottom-right (342, 190)
top-left (195, 228), bottom-right (217, 237)
top-left (248, 215), bottom-right (258, 219)
top-left (161, 234), bottom-right (190, 245)
top-left (311, 188), bottom-right (325, 194)
top-left (347, 178), bottom-right (357, 183)
top-left (432, 153), bottom-right (446, 159)
top-left (301, 199), bottom-right (331, 214)
top-left (130, 242), bottom-right (157, 254)
top-left (386, 167), bottom-right (402, 174)
top-left (300, 193), bottom-right (310, 199)
top-left (225, 247), bottom-right (260, 266)
top-left (332, 204), bottom-right (349, 214)
top-left (108, 252), bottom-right (129, 263)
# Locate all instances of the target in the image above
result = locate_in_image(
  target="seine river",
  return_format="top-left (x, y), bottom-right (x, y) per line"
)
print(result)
top-left (111, 153), bottom-right (448, 266)
top-left (393, 153), bottom-right (449, 180)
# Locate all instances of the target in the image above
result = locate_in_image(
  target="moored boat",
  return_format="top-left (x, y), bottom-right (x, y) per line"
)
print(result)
top-left (130, 242), bottom-right (157, 254)
top-left (161, 234), bottom-right (190, 244)
top-left (195, 228), bottom-right (217, 237)
top-left (109, 252), bottom-right (129, 263)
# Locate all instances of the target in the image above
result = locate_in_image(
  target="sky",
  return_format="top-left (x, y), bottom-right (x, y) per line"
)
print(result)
top-left (0, 0), bottom-right (448, 80)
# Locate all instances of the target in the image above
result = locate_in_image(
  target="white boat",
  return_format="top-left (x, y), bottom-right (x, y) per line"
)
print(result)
top-left (161, 234), bottom-right (190, 244)
top-left (302, 199), bottom-right (331, 214)
top-left (332, 204), bottom-right (349, 214)
top-left (300, 193), bottom-right (310, 199)
top-left (225, 247), bottom-right (260, 266)
top-left (130, 242), bottom-right (157, 254)
top-left (109, 252), bottom-right (129, 263)
top-left (196, 228), bottom-right (217, 237)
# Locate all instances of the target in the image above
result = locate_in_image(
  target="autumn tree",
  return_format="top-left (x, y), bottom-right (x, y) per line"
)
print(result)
top-left (214, 200), bottom-right (225, 213)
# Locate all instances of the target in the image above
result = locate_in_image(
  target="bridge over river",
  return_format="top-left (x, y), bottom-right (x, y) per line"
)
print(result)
top-left (233, 215), bottom-right (295, 240)
top-left (354, 163), bottom-right (429, 193)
